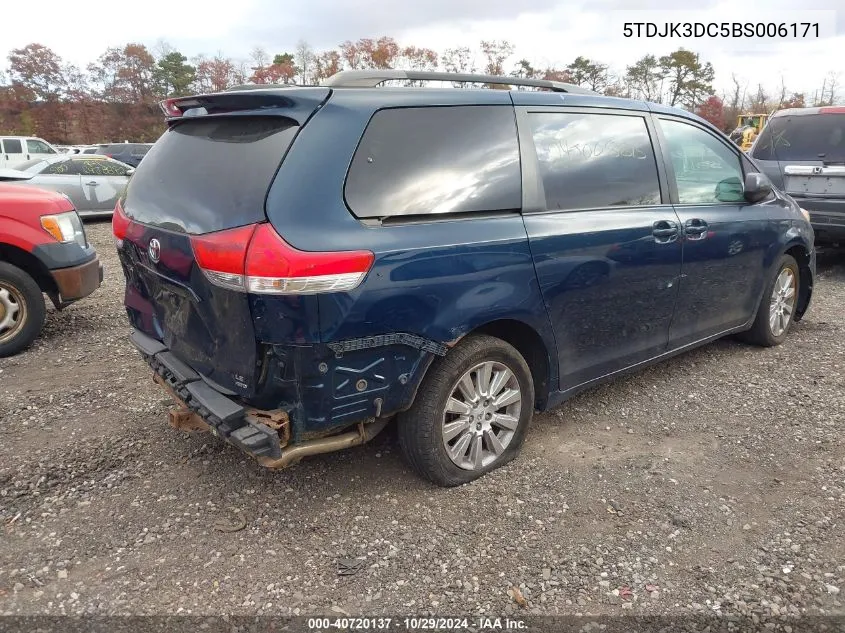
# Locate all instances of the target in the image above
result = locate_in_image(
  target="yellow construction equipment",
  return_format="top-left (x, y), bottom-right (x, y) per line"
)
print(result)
top-left (729, 114), bottom-right (768, 152)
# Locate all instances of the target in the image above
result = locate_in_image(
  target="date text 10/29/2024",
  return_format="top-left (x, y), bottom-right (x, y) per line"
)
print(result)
top-left (307, 617), bottom-right (527, 631)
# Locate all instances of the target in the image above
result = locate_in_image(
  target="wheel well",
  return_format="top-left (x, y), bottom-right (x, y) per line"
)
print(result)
top-left (0, 244), bottom-right (57, 298)
top-left (784, 244), bottom-right (812, 321)
top-left (472, 319), bottom-right (552, 409)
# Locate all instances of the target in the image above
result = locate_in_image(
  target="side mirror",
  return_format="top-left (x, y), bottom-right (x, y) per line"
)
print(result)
top-left (125, 168), bottom-right (135, 177)
top-left (744, 172), bottom-right (773, 203)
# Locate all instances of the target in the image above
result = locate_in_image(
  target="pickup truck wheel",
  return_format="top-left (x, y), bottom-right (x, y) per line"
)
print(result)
top-left (739, 254), bottom-right (799, 347)
top-left (0, 262), bottom-right (46, 358)
top-left (397, 334), bottom-right (534, 487)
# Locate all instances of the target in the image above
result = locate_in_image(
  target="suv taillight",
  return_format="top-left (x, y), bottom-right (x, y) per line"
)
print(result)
top-left (191, 223), bottom-right (374, 295)
top-left (112, 199), bottom-right (131, 247)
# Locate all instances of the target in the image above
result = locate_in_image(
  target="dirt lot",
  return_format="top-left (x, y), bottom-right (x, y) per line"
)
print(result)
top-left (1, 221), bottom-right (844, 624)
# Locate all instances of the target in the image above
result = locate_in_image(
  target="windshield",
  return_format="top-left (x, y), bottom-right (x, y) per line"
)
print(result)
top-left (753, 113), bottom-right (845, 163)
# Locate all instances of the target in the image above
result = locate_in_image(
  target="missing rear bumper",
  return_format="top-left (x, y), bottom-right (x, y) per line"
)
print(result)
top-left (131, 328), bottom-right (388, 469)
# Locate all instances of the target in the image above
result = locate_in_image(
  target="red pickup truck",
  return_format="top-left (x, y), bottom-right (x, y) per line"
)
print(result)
top-left (0, 183), bottom-right (102, 356)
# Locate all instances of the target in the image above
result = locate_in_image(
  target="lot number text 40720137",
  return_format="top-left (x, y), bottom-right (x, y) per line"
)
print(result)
top-left (306, 617), bottom-right (527, 630)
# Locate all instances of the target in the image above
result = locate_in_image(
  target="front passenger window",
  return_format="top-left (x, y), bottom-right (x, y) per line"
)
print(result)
top-left (659, 119), bottom-right (745, 204)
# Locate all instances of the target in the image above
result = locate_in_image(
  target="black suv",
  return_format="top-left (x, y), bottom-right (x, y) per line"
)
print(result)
top-left (95, 142), bottom-right (153, 167)
top-left (114, 70), bottom-right (815, 486)
top-left (751, 106), bottom-right (845, 244)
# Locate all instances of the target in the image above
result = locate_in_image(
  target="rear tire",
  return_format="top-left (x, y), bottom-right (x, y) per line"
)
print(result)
top-left (739, 254), bottom-right (799, 347)
top-left (397, 334), bottom-right (534, 487)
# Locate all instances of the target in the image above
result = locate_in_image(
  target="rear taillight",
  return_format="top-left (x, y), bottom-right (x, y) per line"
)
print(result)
top-left (190, 223), bottom-right (374, 295)
top-left (820, 106), bottom-right (845, 114)
top-left (112, 200), bottom-right (131, 247)
top-left (160, 98), bottom-right (183, 117)
top-left (159, 97), bottom-right (201, 118)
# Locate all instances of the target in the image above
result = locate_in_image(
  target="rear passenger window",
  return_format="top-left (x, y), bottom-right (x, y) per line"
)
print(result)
top-left (345, 106), bottom-right (521, 218)
top-left (75, 159), bottom-right (128, 176)
top-left (44, 161), bottom-right (77, 175)
top-left (529, 112), bottom-right (661, 211)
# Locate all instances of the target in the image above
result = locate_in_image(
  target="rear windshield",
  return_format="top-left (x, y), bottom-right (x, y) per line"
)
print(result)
top-left (753, 113), bottom-right (845, 163)
top-left (123, 117), bottom-right (298, 234)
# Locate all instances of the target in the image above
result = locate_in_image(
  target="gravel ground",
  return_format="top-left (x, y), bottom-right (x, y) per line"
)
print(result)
top-left (0, 221), bottom-right (843, 627)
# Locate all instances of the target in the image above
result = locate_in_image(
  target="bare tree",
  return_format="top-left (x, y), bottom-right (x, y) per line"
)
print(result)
top-left (441, 47), bottom-right (476, 87)
top-left (250, 47), bottom-right (270, 71)
top-left (776, 75), bottom-right (788, 109)
top-left (748, 83), bottom-right (769, 112)
top-left (295, 41), bottom-right (316, 85)
top-left (153, 39), bottom-right (176, 59)
top-left (825, 71), bottom-right (841, 106)
top-left (813, 75), bottom-right (828, 107)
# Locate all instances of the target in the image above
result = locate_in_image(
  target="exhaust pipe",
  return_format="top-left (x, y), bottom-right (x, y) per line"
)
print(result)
top-left (257, 417), bottom-right (391, 469)
top-left (154, 372), bottom-right (390, 469)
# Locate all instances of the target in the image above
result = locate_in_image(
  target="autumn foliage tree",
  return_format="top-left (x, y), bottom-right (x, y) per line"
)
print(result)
top-left (695, 95), bottom-right (726, 130)
top-left (1, 39), bottom-right (840, 143)
top-left (7, 44), bottom-right (66, 101)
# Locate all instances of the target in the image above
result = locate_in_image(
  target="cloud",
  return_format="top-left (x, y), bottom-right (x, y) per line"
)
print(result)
top-left (3, 0), bottom-right (843, 99)
top-left (233, 0), bottom-right (562, 50)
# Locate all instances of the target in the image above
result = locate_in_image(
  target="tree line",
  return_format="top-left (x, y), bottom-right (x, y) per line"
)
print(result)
top-left (0, 38), bottom-right (840, 144)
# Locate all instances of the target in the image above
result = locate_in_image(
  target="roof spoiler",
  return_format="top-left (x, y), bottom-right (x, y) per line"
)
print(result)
top-left (158, 88), bottom-right (331, 125)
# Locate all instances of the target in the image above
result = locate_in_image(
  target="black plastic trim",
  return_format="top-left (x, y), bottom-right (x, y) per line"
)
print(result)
top-left (129, 329), bottom-right (166, 356)
top-left (32, 242), bottom-right (97, 271)
top-left (185, 380), bottom-right (245, 423)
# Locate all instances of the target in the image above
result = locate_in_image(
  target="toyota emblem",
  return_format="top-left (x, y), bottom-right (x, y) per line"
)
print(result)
top-left (148, 238), bottom-right (161, 263)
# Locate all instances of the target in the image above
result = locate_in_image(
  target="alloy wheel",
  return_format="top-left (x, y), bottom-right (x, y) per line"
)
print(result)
top-left (441, 360), bottom-right (522, 471)
top-left (769, 267), bottom-right (796, 337)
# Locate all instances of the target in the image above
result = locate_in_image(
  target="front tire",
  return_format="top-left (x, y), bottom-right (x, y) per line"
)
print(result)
top-left (0, 262), bottom-right (46, 358)
top-left (397, 334), bottom-right (534, 487)
top-left (739, 254), bottom-right (799, 347)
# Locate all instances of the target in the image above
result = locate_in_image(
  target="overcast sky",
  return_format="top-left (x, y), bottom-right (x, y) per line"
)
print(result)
top-left (4, 0), bottom-right (844, 100)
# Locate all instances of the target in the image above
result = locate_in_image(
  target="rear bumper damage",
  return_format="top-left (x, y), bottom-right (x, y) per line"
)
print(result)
top-left (129, 328), bottom-right (388, 468)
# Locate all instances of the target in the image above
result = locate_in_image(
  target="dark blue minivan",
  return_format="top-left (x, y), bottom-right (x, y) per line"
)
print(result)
top-left (114, 70), bottom-right (815, 486)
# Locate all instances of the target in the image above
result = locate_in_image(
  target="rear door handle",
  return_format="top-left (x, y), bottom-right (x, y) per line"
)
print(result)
top-left (85, 181), bottom-right (100, 186)
top-left (684, 218), bottom-right (708, 239)
top-left (652, 220), bottom-right (679, 243)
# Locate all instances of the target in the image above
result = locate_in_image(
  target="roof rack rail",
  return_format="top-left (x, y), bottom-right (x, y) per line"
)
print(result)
top-left (321, 69), bottom-right (599, 95)
top-left (225, 83), bottom-right (306, 91)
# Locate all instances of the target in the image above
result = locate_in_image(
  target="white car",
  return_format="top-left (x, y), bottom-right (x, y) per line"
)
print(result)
top-left (65, 145), bottom-right (100, 155)
top-left (0, 136), bottom-right (61, 169)
top-left (0, 155), bottom-right (134, 218)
